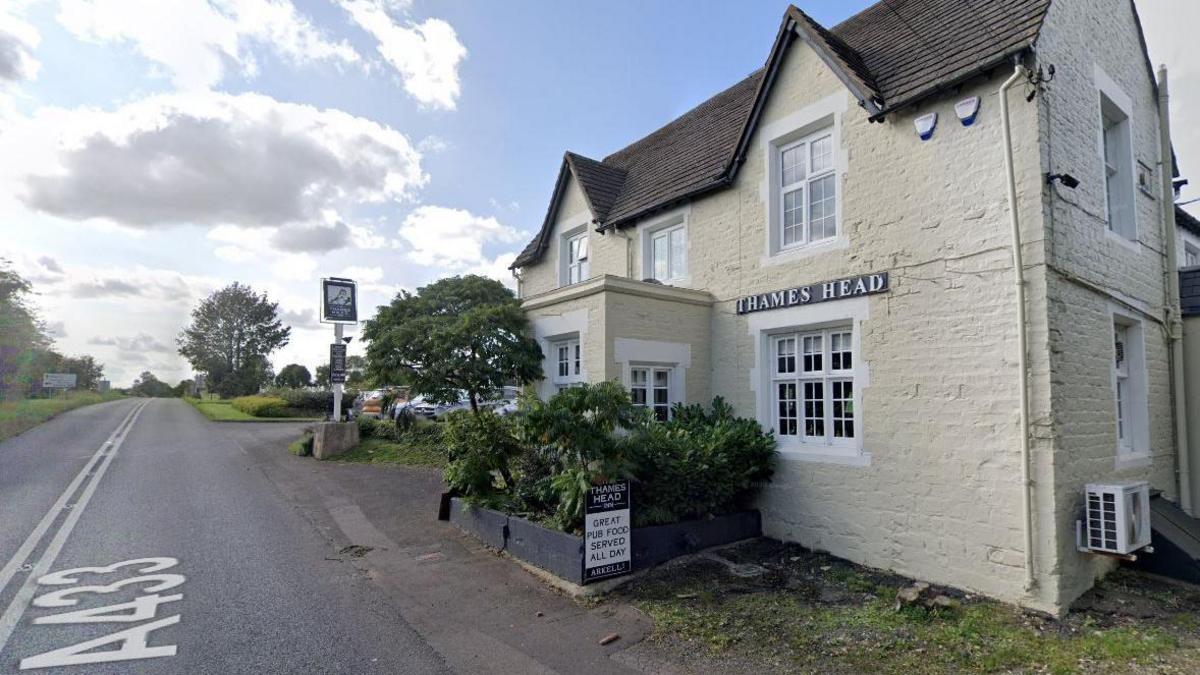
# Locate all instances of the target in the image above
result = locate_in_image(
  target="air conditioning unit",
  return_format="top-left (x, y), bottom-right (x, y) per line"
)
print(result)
top-left (1083, 481), bottom-right (1150, 555)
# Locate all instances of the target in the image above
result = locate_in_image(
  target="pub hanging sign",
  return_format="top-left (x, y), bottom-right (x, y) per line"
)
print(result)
top-left (735, 272), bottom-right (889, 315)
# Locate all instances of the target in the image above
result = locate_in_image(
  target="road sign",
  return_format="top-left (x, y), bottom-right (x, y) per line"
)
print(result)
top-left (329, 343), bottom-right (347, 384)
top-left (42, 373), bottom-right (77, 389)
top-left (321, 278), bottom-right (357, 324)
top-left (583, 480), bottom-right (632, 583)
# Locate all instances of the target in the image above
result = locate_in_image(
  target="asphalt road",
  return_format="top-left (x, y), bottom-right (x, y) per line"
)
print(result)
top-left (0, 398), bottom-right (449, 674)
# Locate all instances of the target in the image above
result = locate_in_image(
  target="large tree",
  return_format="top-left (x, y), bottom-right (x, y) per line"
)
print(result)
top-left (275, 363), bottom-right (312, 388)
top-left (177, 282), bottom-right (290, 398)
top-left (129, 371), bottom-right (175, 398)
top-left (362, 275), bottom-right (542, 413)
top-left (0, 261), bottom-right (52, 397)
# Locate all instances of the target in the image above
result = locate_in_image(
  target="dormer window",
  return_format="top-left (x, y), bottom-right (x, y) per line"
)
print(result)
top-left (564, 232), bottom-right (589, 285)
top-left (769, 121), bottom-right (839, 257)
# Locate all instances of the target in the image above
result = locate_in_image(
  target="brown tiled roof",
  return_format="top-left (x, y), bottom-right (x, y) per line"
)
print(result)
top-left (513, 0), bottom-right (1053, 269)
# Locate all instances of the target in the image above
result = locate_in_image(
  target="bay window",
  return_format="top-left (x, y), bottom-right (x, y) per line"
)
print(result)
top-left (772, 327), bottom-right (854, 444)
top-left (551, 337), bottom-right (581, 391)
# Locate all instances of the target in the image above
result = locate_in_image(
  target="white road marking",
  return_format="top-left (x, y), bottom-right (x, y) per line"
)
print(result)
top-left (34, 594), bottom-right (182, 625)
top-left (33, 574), bottom-right (185, 609)
top-left (37, 558), bottom-right (178, 586)
top-left (0, 400), bottom-right (150, 658)
top-left (18, 615), bottom-right (180, 669)
top-left (0, 402), bottom-right (143, 600)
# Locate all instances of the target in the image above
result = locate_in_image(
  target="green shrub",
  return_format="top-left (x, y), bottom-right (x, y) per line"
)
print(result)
top-left (629, 397), bottom-right (776, 526)
top-left (288, 432), bottom-right (314, 456)
top-left (261, 387), bottom-right (333, 413)
top-left (231, 395), bottom-right (291, 417)
top-left (442, 410), bottom-right (524, 500)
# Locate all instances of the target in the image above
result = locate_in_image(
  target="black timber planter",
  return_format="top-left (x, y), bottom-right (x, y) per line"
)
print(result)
top-left (448, 497), bottom-right (761, 585)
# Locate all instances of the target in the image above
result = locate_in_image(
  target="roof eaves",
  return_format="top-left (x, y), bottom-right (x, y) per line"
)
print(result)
top-left (870, 46), bottom-right (1031, 121)
top-left (510, 156), bottom-right (578, 270)
top-left (785, 7), bottom-right (884, 115)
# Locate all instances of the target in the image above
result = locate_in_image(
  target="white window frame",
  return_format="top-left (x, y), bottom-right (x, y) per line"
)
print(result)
top-left (1095, 65), bottom-right (1137, 243)
top-left (1185, 242), bottom-right (1200, 268)
top-left (1110, 309), bottom-right (1149, 467)
top-left (639, 209), bottom-right (688, 284)
top-left (770, 326), bottom-right (855, 447)
top-left (777, 130), bottom-right (837, 252)
top-left (550, 337), bottom-right (582, 387)
top-left (560, 229), bottom-right (590, 286)
top-left (630, 364), bottom-right (673, 421)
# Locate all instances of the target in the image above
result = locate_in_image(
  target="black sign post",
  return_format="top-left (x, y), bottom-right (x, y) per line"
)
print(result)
top-left (583, 480), bottom-right (632, 583)
top-left (321, 278), bottom-right (358, 324)
top-left (329, 343), bottom-right (347, 385)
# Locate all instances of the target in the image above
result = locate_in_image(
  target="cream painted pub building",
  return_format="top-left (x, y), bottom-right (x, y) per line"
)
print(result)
top-left (510, 0), bottom-right (1189, 614)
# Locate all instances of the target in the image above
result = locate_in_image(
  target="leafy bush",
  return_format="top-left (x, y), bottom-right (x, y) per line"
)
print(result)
top-left (630, 397), bottom-right (776, 527)
top-left (231, 395), bottom-right (291, 417)
top-left (442, 410), bottom-right (525, 501)
top-left (261, 387), bottom-right (333, 413)
top-left (446, 383), bottom-right (777, 533)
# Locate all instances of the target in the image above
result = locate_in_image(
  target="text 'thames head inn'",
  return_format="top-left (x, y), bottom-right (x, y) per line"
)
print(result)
top-left (509, 0), bottom-right (1191, 615)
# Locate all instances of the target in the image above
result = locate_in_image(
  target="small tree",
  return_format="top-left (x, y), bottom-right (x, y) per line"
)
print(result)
top-left (177, 283), bottom-right (290, 398)
top-left (130, 371), bottom-right (175, 398)
top-left (275, 363), bottom-right (312, 388)
top-left (363, 275), bottom-right (542, 413)
top-left (314, 364), bottom-right (330, 387)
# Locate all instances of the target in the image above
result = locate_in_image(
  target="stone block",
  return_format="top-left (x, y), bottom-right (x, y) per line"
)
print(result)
top-left (312, 422), bottom-right (360, 460)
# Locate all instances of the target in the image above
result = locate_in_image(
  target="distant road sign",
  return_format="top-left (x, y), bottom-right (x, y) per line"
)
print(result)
top-left (43, 373), bottom-right (77, 389)
top-left (329, 344), bottom-right (347, 384)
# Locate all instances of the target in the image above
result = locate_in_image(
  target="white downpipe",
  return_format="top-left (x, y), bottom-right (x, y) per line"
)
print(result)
top-left (1156, 65), bottom-right (1193, 514)
top-left (999, 63), bottom-right (1036, 591)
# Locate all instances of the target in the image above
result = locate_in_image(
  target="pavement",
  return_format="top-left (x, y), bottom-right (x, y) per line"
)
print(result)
top-left (0, 398), bottom-right (652, 674)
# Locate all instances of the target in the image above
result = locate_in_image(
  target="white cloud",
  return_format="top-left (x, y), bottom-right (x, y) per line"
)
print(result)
top-left (271, 221), bottom-right (351, 252)
top-left (213, 245), bottom-right (257, 263)
top-left (340, 0), bottom-right (466, 109)
top-left (1137, 0), bottom-right (1200, 217)
top-left (397, 205), bottom-right (521, 269)
top-left (0, 9), bottom-right (40, 82)
top-left (88, 332), bottom-right (174, 353)
top-left (270, 252), bottom-right (318, 280)
top-left (339, 265), bottom-right (384, 283)
top-left (464, 252), bottom-right (518, 288)
top-left (2, 91), bottom-right (428, 230)
top-left (56, 0), bottom-right (360, 90)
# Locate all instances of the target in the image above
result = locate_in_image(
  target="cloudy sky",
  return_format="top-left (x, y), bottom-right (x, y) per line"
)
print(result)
top-left (0, 0), bottom-right (1193, 387)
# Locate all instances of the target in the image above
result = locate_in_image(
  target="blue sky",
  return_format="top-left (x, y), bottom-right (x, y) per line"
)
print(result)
top-left (0, 0), bottom-right (1192, 386)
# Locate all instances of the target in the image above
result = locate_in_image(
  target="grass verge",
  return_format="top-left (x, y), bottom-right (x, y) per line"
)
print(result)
top-left (623, 540), bottom-right (1200, 674)
top-left (0, 392), bottom-right (126, 441)
top-left (184, 397), bottom-right (320, 422)
top-left (330, 435), bottom-right (447, 468)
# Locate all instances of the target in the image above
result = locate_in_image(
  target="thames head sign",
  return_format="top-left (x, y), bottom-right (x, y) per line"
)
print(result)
top-left (321, 278), bottom-right (357, 323)
top-left (735, 272), bottom-right (889, 315)
top-left (583, 481), bottom-right (632, 583)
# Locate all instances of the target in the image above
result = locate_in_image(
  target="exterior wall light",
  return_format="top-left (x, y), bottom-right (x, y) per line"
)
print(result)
top-left (914, 112), bottom-right (937, 141)
top-left (954, 96), bottom-right (981, 126)
top-left (1047, 173), bottom-right (1080, 189)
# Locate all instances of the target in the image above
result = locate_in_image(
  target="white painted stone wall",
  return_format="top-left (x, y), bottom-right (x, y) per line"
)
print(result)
top-left (1033, 0), bottom-right (1177, 609)
top-left (515, 0), bottom-right (1175, 614)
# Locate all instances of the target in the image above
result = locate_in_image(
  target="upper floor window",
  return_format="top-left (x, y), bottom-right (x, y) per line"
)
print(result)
top-left (1185, 242), bottom-right (1199, 268)
top-left (778, 129), bottom-right (837, 251)
top-left (1099, 90), bottom-right (1135, 240)
top-left (1111, 314), bottom-right (1147, 460)
top-left (646, 221), bottom-right (686, 282)
top-left (565, 233), bottom-right (589, 285)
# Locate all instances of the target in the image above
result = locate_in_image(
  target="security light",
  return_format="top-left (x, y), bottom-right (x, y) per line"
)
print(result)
top-left (342, 337), bottom-right (353, 344)
top-left (954, 96), bottom-right (981, 126)
top-left (1046, 173), bottom-right (1080, 189)
top-left (914, 112), bottom-right (937, 141)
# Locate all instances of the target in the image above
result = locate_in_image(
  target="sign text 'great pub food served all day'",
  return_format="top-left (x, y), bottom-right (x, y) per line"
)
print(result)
top-left (583, 481), bottom-right (632, 584)
top-left (735, 272), bottom-right (889, 315)
top-left (329, 343), bottom-right (347, 385)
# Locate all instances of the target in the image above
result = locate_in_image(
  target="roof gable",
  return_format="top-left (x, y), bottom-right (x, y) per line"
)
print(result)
top-left (513, 0), bottom-right (1057, 269)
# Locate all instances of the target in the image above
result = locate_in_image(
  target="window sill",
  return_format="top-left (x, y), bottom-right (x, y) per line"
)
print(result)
top-left (777, 441), bottom-right (870, 467)
top-left (1114, 451), bottom-right (1151, 471)
top-left (1104, 227), bottom-right (1140, 253)
top-left (762, 236), bottom-right (847, 267)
